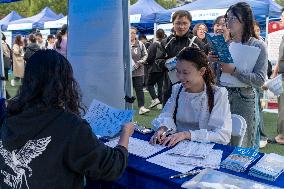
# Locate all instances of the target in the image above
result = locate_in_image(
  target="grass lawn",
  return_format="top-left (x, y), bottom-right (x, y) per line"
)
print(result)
top-left (6, 75), bottom-right (283, 156)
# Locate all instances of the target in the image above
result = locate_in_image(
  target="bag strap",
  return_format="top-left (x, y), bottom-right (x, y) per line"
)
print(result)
top-left (188, 36), bottom-right (197, 48)
top-left (173, 85), bottom-right (183, 124)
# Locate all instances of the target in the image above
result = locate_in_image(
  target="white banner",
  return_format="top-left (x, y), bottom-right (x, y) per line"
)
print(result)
top-left (170, 9), bottom-right (227, 22)
top-left (44, 17), bottom-right (67, 29)
top-left (7, 23), bottom-right (33, 30)
top-left (130, 14), bottom-right (141, 23)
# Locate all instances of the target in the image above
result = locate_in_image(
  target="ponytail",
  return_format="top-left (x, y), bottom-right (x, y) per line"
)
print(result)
top-left (204, 68), bottom-right (215, 113)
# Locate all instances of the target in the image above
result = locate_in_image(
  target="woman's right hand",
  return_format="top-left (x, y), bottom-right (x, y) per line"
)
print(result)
top-left (121, 122), bottom-right (134, 137)
top-left (149, 126), bottom-right (167, 145)
top-left (208, 51), bottom-right (219, 63)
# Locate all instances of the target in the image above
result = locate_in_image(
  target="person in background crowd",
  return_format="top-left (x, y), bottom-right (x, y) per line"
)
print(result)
top-left (150, 47), bottom-right (232, 146)
top-left (147, 29), bottom-right (166, 110)
top-left (11, 35), bottom-right (24, 86)
top-left (131, 27), bottom-right (150, 115)
top-left (46, 34), bottom-right (55, 49)
top-left (139, 34), bottom-right (151, 91)
top-left (35, 32), bottom-right (45, 49)
top-left (267, 8), bottom-right (284, 145)
top-left (55, 24), bottom-right (68, 58)
top-left (220, 2), bottom-right (268, 148)
top-left (0, 50), bottom-right (134, 188)
top-left (155, 10), bottom-right (205, 106)
top-left (209, 15), bottom-right (230, 86)
top-left (2, 33), bottom-right (12, 98)
top-left (193, 23), bottom-right (209, 54)
top-left (139, 34), bottom-right (151, 50)
top-left (24, 34), bottom-right (40, 62)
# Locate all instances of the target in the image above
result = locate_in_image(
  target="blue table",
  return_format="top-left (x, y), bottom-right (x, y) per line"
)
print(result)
top-left (85, 132), bottom-right (284, 189)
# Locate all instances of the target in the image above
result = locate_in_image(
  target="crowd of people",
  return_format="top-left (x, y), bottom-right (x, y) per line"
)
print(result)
top-left (1, 24), bottom-right (68, 97)
top-left (131, 3), bottom-right (283, 148)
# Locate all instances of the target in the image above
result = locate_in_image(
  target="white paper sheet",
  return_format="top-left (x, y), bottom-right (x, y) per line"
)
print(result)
top-left (265, 74), bottom-right (283, 96)
top-left (177, 149), bottom-right (223, 169)
top-left (105, 137), bottom-right (165, 158)
top-left (220, 42), bottom-right (261, 87)
top-left (168, 141), bottom-right (215, 158)
top-left (146, 151), bottom-right (196, 173)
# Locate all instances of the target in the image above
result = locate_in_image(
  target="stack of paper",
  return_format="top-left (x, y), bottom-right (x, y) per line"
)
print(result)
top-left (169, 141), bottom-right (215, 158)
top-left (147, 141), bottom-right (220, 173)
top-left (265, 74), bottom-right (283, 96)
top-left (105, 137), bottom-right (165, 158)
top-left (221, 147), bottom-right (259, 172)
top-left (249, 153), bottom-right (284, 181)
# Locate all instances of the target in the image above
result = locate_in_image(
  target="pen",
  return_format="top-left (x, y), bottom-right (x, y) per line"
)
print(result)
top-left (169, 169), bottom-right (203, 179)
top-left (161, 128), bottom-right (173, 137)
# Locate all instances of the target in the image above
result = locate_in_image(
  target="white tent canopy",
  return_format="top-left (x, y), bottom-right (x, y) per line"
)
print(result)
top-left (44, 16), bottom-right (67, 29)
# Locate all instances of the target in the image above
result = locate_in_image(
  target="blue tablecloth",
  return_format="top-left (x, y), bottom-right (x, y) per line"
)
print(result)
top-left (85, 132), bottom-right (284, 189)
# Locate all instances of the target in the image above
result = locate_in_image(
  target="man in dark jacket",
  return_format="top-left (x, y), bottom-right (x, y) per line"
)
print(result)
top-left (155, 10), bottom-right (205, 105)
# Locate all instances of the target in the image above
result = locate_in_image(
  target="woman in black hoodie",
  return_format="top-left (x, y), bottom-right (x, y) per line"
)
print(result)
top-left (23, 34), bottom-right (40, 62)
top-left (0, 50), bottom-right (134, 189)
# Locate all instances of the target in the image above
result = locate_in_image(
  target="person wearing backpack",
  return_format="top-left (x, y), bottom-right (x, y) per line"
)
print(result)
top-left (130, 27), bottom-right (150, 115)
top-left (2, 33), bottom-right (12, 98)
top-left (155, 10), bottom-right (205, 106)
top-left (146, 29), bottom-right (166, 109)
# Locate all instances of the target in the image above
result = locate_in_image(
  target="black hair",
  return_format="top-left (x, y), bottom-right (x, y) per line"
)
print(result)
top-left (156, 28), bottom-right (165, 39)
top-left (35, 32), bottom-right (42, 38)
top-left (172, 10), bottom-right (192, 23)
top-left (138, 34), bottom-right (147, 41)
top-left (176, 47), bottom-right (215, 113)
top-left (8, 50), bottom-right (85, 116)
top-left (2, 33), bottom-right (6, 41)
top-left (56, 24), bottom-right (67, 49)
top-left (29, 34), bottom-right (37, 43)
top-left (225, 2), bottom-right (257, 43)
top-left (213, 15), bottom-right (225, 26)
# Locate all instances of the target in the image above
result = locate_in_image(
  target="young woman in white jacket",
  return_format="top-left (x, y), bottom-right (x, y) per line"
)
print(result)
top-left (150, 47), bottom-right (232, 146)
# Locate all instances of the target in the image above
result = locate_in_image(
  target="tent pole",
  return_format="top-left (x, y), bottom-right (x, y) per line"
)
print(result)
top-left (154, 22), bottom-right (157, 41)
top-left (265, 16), bottom-right (269, 43)
top-left (0, 31), bottom-right (5, 99)
top-left (123, 0), bottom-right (133, 110)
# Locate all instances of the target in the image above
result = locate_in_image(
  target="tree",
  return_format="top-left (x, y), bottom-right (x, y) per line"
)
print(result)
top-left (130, 0), bottom-right (177, 9)
top-left (275, 0), bottom-right (284, 8)
top-left (0, 0), bottom-right (67, 18)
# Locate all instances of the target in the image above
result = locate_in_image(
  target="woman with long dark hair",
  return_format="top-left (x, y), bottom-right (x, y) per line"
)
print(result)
top-left (0, 50), bottom-right (134, 188)
top-left (150, 47), bottom-right (232, 146)
top-left (11, 35), bottom-right (24, 86)
top-left (220, 2), bottom-right (268, 148)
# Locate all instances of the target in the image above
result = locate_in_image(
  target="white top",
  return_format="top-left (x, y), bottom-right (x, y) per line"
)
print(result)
top-left (152, 84), bottom-right (232, 145)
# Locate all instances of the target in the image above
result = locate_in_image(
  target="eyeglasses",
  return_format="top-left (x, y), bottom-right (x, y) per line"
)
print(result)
top-left (197, 28), bottom-right (207, 33)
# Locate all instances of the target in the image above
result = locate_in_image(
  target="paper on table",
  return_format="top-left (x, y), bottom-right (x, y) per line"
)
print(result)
top-left (169, 141), bottom-right (215, 158)
top-left (177, 149), bottom-right (223, 169)
top-left (84, 99), bottom-right (134, 137)
top-left (147, 151), bottom-right (195, 173)
top-left (105, 137), bottom-right (165, 158)
top-left (265, 74), bottom-right (283, 96)
top-left (220, 42), bottom-right (261, 87)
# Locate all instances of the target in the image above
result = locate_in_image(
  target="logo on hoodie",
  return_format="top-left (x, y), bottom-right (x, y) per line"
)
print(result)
top-left (0, 137), bottom-right (51, 189)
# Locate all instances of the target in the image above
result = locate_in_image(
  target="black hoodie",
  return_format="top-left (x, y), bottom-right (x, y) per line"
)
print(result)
top-left (0, 107), bottom-right (128, 189)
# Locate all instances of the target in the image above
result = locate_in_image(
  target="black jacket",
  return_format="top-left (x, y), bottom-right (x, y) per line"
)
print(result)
top-left (0, 107), bottom-right (128, 189)
top-left (146, 40), bottom-right (163, 73)
top-left (155, 30), bottom-right (205, 71)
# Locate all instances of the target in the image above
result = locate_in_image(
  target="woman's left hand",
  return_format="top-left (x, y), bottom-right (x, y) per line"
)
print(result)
top-left (220, 63), bottom-right (236, 74)
top-left (162, 131), bottom-right (191, 147)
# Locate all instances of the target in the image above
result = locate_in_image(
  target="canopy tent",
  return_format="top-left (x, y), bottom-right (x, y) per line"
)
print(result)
top-left (0, 0), bottom-right (21, 2)
top-left (0, 11), bottom-right (22, 30)
top-left (130, 0), bottom-right (166, 34)
top-left (7, 7), bottom-right (62, 30)
top-left (256, 0), bottom-right (282, 17)
top-left (44, 16), bottom-right (67, 29)
top-left (156, 0), bottom-right (269, 24)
